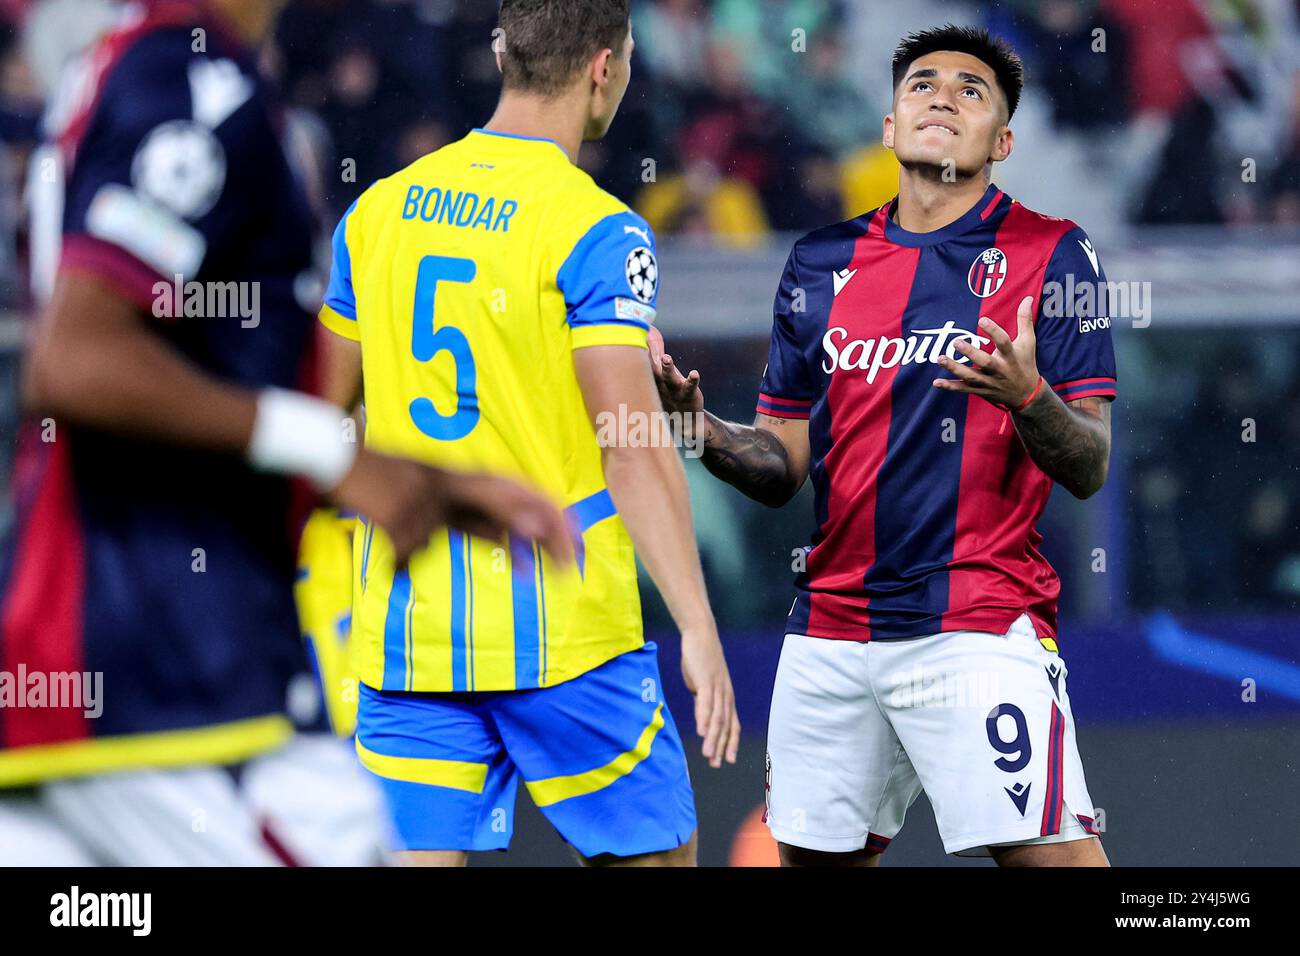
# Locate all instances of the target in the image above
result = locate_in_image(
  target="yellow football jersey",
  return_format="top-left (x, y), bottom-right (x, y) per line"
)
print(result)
top-left (319, 129), bottom-right (660, 693)
top-left (294, 508), bottom-right (361, 735)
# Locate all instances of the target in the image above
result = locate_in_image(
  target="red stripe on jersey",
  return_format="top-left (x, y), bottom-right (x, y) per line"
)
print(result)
top-left (944, 204), bottom-right (1070, 637)
top-left (757, 392), bottom-right (813, 419)
top-left (0, 438), bottom-right (88, 748)
top-left (60, 234), bottom-right (164, 313)
top-left (1054, 377), bottom-right (1118, 404)
top-left (1057, 386), bottom-right (1117, 402)
top-left (805, 207), bottom-right (919, 638)
top-left (757, 393), bottom-right (812, 408)
top-left (1052, 376), bottom-right (1115, 392)
top-left (979, 189), bottom-right (1005, 220)
top-left (756, 405), bottom-right (809, 420)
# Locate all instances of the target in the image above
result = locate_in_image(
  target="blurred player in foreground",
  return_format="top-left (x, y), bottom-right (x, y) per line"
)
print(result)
top-left (0, 0), bottom-right (570, 866)
top-left (654, 25), bottom-right (1116, 866)
top-left (320, 0), bottom-right (739, 866)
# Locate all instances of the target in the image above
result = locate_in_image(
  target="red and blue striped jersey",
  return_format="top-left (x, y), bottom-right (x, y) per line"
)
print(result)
top-left (757, 185), bottom-right (1117, 643)
top-left (0, 2), bottom-right (320, 783)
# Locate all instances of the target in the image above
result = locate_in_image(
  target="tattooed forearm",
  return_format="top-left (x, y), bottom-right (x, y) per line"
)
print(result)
top-left (700, 411), bottom-right (800, 507)
top-left (1012, 392), bottom-right (1112, 499)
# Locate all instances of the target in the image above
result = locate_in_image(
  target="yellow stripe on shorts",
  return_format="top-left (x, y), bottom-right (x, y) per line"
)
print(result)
top-left (524, 703), bottom-right (665, 807)
top-left (354, 737), bottom-right (489, 793)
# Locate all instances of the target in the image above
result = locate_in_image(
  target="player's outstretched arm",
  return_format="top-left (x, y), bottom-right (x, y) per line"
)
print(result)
top-left (1008, 393), bottom-right (1110, 500)
top-left (574, 344), bottom-right (740, 768)
top-left (24, 271), bottom-right (573, 566)
top-left (648, 326), bottom-right (810, 507)
top-left (933, 295), bottom-right (1112, 499)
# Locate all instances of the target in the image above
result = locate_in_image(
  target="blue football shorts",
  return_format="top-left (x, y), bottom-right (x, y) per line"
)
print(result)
top-left (353, 642), bottom-right (697, 858)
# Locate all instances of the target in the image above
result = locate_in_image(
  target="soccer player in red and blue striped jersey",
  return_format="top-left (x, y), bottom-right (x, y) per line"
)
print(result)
top-left (653, 25), bottom-right (1115, 867)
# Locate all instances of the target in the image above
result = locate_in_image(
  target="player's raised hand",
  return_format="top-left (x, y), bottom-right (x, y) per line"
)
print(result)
top-left (679, 622), bottom-right (741, 768)
top-left (932, 295), bottom-right (1043, 409)
top-left (648, 325), bottom-right (704, 415)
top-left (330, 449), bottom-right (573, 567)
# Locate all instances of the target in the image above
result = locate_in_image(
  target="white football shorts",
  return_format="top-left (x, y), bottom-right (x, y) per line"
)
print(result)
top-left (0, 733), bottom-right (390, 866)
top-left (765, 613), bottom-right (1099, 857)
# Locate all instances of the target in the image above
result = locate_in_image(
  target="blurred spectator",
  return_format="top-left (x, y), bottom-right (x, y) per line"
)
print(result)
top-left (638, 0), bottom-right (711, 92)
top-left (1129, 338), bottom-right (1300, 612)
top-left (1102, 0), bottom-right (1220, 118)
top-left (637, 159), bottom-right (770, 248)
top-left (1024, 0), bottom-right (1130, 132)
top-left (250, 0), bottom-right (1300, 231)
top-left (0, 21), bottom-right (39, 308)
top-left (1267, 70), bottom-right (1300, 223)
top-left (779, 30), bottom-right (877, 158)
top-left (840, 143), bottom-right (901, 217)
top-left (710, 0), bottom-right (841, 101)
top-left (319, 41), bottom-right (394, 206)
top-left (1137, 93), bottom-right (1227, 224)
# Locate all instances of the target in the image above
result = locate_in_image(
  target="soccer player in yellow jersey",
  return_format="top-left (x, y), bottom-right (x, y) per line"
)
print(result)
top-left (318, 0), bottom-right (740, 866)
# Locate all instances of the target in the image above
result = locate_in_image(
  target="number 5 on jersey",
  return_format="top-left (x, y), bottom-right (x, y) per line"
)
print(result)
top-left (410, 254), bottom-right (479, 441)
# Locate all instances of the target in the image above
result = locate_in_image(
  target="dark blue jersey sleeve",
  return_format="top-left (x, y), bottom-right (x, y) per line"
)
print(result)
top-left (756, 242), bottom-right (815, 419)
top-left (1035, 225), bottom-right (1119, 402)
top-left (60, 28), bottom-right (261, 308)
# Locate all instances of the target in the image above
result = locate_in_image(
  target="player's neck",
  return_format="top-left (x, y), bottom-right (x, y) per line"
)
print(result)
top-left (209, 0), bottom-right (286, 44)
top-left (893, 170), bottom-right (992, 234)
top-left (484, 93), bottom-right (586, 165)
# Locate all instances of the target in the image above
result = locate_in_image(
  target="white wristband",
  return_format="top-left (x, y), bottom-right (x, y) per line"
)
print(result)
top-left (247, 389), bottom-right (357, 491)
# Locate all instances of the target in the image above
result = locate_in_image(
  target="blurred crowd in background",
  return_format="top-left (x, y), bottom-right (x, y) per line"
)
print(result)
top-left (0, 0), bottom-right (1295, 244)
top-left (0, 0), bottom-right (1296, 624)
top-left (269, 0), bottom-right (1300, 235)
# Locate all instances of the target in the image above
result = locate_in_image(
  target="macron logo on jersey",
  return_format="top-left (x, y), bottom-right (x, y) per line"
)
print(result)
top-left (1078, 238), bottom-right (1101, 277)
top-left (832, 267), bottom-right (858, 297)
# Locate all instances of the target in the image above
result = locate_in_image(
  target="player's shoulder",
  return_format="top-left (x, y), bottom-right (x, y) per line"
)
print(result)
top-left (551, 166), bottom-right (652, 251)
top-left (787, 209), bottom-right (879, 269)
top-left (1001, 196), bottom-right (1092, 247)
top-left (78, 28), bottom-right (193, 137)
top-left (999, 199), bottom-right (1106, 281)
top-left (70, 11), bottom-right (263, 164)
top-left (100, 9), bottom-right (249, 100)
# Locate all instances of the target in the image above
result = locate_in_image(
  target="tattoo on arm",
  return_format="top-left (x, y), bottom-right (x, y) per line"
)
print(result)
top-left (700, 411), bottom-right (799, 507)
top-left (1011, 392), bottom-right (1112, 499)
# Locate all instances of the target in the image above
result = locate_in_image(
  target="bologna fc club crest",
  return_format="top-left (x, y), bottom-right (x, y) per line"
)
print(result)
top-left (968, 247), bottom-right (1008, 298)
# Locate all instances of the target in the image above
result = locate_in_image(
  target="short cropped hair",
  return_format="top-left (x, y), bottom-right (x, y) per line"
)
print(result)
top-left (498, 0), bottom-right (631, 96)
top-left (892, 25), bottom-right (1025, 119)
